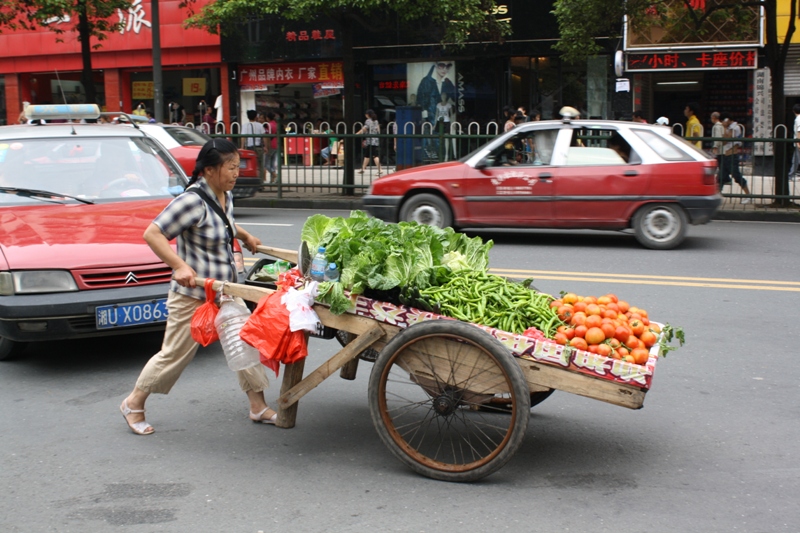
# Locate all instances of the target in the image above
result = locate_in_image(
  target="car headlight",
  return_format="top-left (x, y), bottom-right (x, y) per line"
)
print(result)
top-left (0, 271), bottom-right (78, 295)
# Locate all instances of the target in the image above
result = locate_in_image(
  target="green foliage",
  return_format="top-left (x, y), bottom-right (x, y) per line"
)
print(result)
top-left (181, 0), bottom-right (511, 44)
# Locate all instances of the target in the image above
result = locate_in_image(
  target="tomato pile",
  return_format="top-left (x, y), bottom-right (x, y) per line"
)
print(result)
top-left (549, 292), bottom-right (660, 365)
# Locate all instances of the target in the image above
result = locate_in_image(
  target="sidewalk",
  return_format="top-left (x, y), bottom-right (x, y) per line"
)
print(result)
top-left (236, 187), bottom-right (800, 223)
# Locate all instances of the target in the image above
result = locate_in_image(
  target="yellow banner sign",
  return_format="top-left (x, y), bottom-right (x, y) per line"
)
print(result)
top-left (183, 78), bottom-right (206, 96)
top-left (132, 81), bottom-right (154, 100)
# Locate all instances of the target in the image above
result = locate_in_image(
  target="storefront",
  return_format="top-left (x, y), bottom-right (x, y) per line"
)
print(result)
top-left (223, 1), bottom-right (593, 130)
top-left (0, 0), bottom-right (226, 126)
top-left (622, 0), bottom-right (763, 137)
top-left (237, 61), bottom-right (345, 127)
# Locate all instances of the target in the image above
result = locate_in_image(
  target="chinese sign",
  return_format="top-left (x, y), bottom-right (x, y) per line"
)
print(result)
top-left (183, 78), bottom-right (206, 96)
top-left (117, 0), bottom-right (152, 35)
top-left (132, 81), bottom-right (154, 99)
top-left (626, 49), bottom-right (757, 72)
top-left (238, 62), bottom-right (344, 89)
top-left (752, 68), bottom-right (773, 156)
top-left (285, 29), bottom-right (336, 42)
top-left (378, 81), bottom-right (408, 90)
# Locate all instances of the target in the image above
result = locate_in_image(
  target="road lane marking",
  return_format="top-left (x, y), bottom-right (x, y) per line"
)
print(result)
top-left (240, 262), bottom-right (800, 291)
top-left (490, 269), bottom-right (800, 292)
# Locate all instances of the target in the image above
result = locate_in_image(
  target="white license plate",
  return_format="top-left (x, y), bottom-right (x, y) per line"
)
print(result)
top-left (95, 298), bottom-right (169, 329)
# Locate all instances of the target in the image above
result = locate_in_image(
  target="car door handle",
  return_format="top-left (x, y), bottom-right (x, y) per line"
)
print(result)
top-left (539, 173), bottom-right (553, 181)
top-left (623, 170), bottom-right (638, 176)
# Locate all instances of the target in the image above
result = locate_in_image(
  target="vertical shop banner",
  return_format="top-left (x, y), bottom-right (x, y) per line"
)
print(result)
top-left (752, 68), bottom-right (772, 156)
top-left (183, 78), bottom-right (206, 96)
top-left (132, 81), bottom-right (154, 100)
top-left (407, 61), bottom-right (458, 129)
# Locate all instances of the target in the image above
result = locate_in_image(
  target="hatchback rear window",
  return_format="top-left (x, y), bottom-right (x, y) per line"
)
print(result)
top-left (633, 129), bottom-right (696, 161)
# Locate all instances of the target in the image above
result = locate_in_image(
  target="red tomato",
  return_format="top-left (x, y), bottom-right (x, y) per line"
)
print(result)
top-left (573, 325), bottom-right (588, 338)
top-left (569, 337), bottom-right (588, 351)
top-left (557, 325), bottom-right (575, 340)
top-left (629, 319), bottom-right (645, 336)
top-left (631, 348), bottom-right (650, 365)
top-left (639, 330), bottom-right (657, 348)
top-left (554, 332), bottom-right (569, 345)
top-left (585, 327), bottom-right (606, 345)
top-left (597, 343), bottom-right (613, 357)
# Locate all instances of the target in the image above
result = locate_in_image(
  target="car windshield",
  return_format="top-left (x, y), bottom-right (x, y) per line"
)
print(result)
top-left (0, 136), bottom-right (186, 205)
top-left (164, 127), bottom-right (211, 147)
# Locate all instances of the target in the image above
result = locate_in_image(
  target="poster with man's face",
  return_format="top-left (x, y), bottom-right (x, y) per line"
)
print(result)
top-left (407, 61), bottom-right (457, 125)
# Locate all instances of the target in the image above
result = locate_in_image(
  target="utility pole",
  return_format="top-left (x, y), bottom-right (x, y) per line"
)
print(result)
top-left (152, 0), bottom-right (164, 122)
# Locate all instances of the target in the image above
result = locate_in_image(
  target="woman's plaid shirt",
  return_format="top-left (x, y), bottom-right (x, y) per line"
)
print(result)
top-left (153, 179), bottom-right (237, 301)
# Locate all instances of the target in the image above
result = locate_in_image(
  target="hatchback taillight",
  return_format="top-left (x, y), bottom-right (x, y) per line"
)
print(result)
top-left (703, 165), bottom-right (717, 186)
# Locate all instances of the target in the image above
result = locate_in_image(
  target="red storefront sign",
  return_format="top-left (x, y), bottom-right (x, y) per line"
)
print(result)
top-left (626, 49), bottom-right (757, 72)
top-left (238, 61), bottom-right (344, 89)
top-left (0, 0), bottom-right (220, 72)
top-left (285, 29), bottom-right (336, 42)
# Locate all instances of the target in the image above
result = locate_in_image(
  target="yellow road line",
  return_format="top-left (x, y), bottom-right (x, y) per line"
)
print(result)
top-left (490, 269), bottom-right (800, 292)
top-left (242, 261), bottom-right (800, 291)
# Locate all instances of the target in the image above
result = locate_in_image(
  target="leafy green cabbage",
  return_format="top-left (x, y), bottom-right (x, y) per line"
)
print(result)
top-left (302, 211), bottom-right (493, 313)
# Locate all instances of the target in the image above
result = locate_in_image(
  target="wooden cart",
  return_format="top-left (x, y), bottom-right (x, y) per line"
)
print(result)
top-left (200, 250), bottom-right (659, 482)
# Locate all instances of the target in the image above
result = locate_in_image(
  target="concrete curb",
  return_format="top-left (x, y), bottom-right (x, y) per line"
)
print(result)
top-left (235, 194), bottom-right (800, 223)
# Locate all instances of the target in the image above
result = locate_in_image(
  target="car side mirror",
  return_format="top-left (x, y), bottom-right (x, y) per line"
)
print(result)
top-left (475, 156), bottom-right (494, 170)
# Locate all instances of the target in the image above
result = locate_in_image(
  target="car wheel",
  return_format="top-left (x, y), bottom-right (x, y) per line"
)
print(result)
top-left (0, 336), bottom-right (26, 361)
top-left (399, 193), bottom-right (453, 228)
top-left (633, 203), bottom-right (688, 250)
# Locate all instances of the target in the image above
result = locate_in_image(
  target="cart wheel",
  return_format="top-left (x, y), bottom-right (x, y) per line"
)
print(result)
top-left (336, 329), bottom-right (380, 362)
top-left (368, 320), bottom-right (530, 482)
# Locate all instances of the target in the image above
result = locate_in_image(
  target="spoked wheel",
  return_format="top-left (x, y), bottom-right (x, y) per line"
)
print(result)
top-left (368, 320), bottom-right (530, 482)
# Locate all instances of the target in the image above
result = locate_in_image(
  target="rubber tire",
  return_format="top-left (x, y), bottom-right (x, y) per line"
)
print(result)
top-left (398, 193), bottom-right (453, 229)
top-left (368, 320), bottom-right (530, 482)
top-left (633, 203), bottom-right (688, 250)
top-left (0, 336), bottom-right (26, 361)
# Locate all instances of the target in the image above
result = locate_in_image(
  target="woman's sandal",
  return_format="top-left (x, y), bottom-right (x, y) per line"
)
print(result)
top-left (120, 400), bottom-right (154, 435)
top-left (249, 407), bottom-right (277, 425)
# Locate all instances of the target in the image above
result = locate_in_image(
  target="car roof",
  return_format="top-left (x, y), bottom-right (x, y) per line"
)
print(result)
top-left (0, 122), bottom-right (151, 140)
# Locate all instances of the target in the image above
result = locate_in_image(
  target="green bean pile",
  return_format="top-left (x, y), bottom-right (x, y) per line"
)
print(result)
top-left (418, 271), bottom-right (562, 337)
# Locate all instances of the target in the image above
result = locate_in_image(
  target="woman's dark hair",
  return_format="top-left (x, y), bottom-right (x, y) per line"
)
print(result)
top-left (365, 109), bottom-right (377, 120)
top-left (189, 138), bottom-right (239, 185)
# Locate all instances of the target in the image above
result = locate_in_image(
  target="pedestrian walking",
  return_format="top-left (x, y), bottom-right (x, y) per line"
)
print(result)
top-left (120, 139), bottom-right (272, 436)
top-left (718, 113), bottom-right (751, 203)
top-left (242, 110), bottom-right (265, 183)
top-left (787, 103), bottom-right (800, 182)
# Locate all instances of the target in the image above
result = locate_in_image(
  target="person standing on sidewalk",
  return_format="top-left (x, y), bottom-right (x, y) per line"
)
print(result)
top-left (264, 112), bottom-right (279, 183)
top-left (242, 110), bottom-right (265, 183)
top-left (719, 113), bottom-right (751, 204)
top-left (710, 111), bottom-right (725, 186)
top-left (684, 102), bottom-right (703, 149)
top-left (787, 103), bottom-right (800, 182)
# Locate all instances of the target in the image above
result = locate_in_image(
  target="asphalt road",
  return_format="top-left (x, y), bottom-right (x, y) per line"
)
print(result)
top-left (1, 209), bottom-right (798, 532)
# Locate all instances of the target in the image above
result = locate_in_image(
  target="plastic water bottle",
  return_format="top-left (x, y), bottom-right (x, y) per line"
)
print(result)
top-left (214, 294), bottom-right (261, 371)
top-left (310, 246), bottom-right (327, 282)
top-left (324, 262), bottom-right (340, 282)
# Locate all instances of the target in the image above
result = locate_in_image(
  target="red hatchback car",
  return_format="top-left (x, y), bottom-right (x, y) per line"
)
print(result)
top-left (363, 117), bottom-right (721, 249)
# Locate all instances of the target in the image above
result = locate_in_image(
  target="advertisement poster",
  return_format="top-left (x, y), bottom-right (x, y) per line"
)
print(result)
top-left (406, 61), bottom-right (457, 129)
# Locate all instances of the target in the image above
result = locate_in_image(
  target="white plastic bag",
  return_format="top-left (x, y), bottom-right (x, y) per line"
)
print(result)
top-left (282, 281), bottom-right (321, 333)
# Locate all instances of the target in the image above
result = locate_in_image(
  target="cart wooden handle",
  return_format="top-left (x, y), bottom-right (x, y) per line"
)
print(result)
top-left (255, 245), bottom-right (298, 263)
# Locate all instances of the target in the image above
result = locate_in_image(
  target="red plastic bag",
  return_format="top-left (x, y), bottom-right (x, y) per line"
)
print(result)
top-left (240, 287), bottom-right (308, 377)
top-left (190, 279), bottom-right (220, 347)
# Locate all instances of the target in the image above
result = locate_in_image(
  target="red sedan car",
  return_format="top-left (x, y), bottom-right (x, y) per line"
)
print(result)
top-left (363, 116), bottom-right (721, 249)
top-left (0, 105), bottom-right (244, 360)
top-left (137, 123), bottom-right (262, 199)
